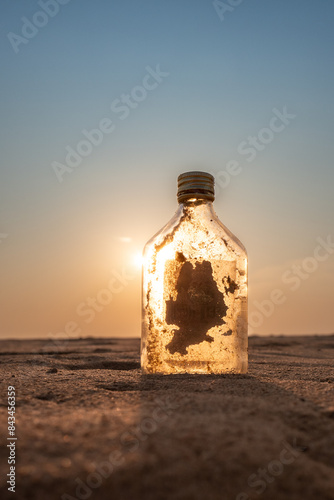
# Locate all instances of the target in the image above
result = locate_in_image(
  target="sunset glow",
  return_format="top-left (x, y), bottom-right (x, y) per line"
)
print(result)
top-left (1, 1), bottom-right (333, 339)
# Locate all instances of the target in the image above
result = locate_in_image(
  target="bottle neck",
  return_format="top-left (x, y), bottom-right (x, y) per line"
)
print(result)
top-left (179, 198), bottom-right (216, 217)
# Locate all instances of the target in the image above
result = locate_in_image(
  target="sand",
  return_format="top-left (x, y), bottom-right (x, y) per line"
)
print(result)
top-left (0, 335), bottom-right (334, 500)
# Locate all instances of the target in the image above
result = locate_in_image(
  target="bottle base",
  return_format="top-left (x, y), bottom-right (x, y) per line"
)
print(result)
top-left (141, 358), bottom-right (248, 375)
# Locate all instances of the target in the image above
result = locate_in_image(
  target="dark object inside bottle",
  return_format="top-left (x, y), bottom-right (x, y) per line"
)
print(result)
top-left (165, 259), bottom-right (228, 355)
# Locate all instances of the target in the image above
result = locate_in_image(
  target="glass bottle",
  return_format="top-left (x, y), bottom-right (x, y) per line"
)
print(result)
top-left (141, 171), bottom-right (248, 374)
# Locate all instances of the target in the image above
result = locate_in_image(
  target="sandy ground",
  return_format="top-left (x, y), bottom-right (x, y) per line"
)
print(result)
top-left (0, 335), bottom-right (334, 500)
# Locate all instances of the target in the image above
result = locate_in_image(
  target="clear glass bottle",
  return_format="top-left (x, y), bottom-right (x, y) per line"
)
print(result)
top-left (141, 171), bottom-right (248, 374)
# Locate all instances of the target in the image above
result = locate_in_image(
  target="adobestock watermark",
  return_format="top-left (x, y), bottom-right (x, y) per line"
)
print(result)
top-left (0, 233), bottom-right (8, 244)
top-left (212, 106), bottom-right (296, 196)
top-left (48, 265), bottom-right (137, 349)
top-left (7, 0), bottom-right (72, 54)
top-left (75, 267), bottom-right (136, 325)
top-left (213, 0), bottom-right (245, 22)
top-left (51, 64), bottom-right (169, 183)
top-left (17, 265), bottom-right (137, 380)
top-left (236, 439), bottom-right (301, 500)
top-left (249, 235), bottom-right (334, 331)
top-left (61, 396), bottom-right (181, 500)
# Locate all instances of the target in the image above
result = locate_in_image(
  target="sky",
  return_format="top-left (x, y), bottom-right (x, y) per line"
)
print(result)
top-left (1, 0), bottom-right (334, 339)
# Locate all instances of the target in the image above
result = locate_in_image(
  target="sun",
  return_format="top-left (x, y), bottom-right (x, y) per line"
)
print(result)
top-left (132, 251), bottom-right (144, 269)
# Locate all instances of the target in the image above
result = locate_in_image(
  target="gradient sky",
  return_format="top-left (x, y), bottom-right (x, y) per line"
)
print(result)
top-left (1, 0), bottom-right (334, 339)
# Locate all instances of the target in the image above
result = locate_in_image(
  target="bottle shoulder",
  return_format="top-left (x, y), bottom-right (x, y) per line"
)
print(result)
top-left (144, 209), bottom-right (182, 252)
top-left (213, 218), bottom-right (247, 257)
top-left (144, 205), bottom-right (247, 259)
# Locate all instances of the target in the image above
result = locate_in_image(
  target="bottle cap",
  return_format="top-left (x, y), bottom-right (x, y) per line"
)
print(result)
top-left (177, 171), bottom-right (215, 203)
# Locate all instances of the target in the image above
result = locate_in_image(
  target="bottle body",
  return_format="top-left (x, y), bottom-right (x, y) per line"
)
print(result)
top-left (141, 199), bottom-right (248, 374)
